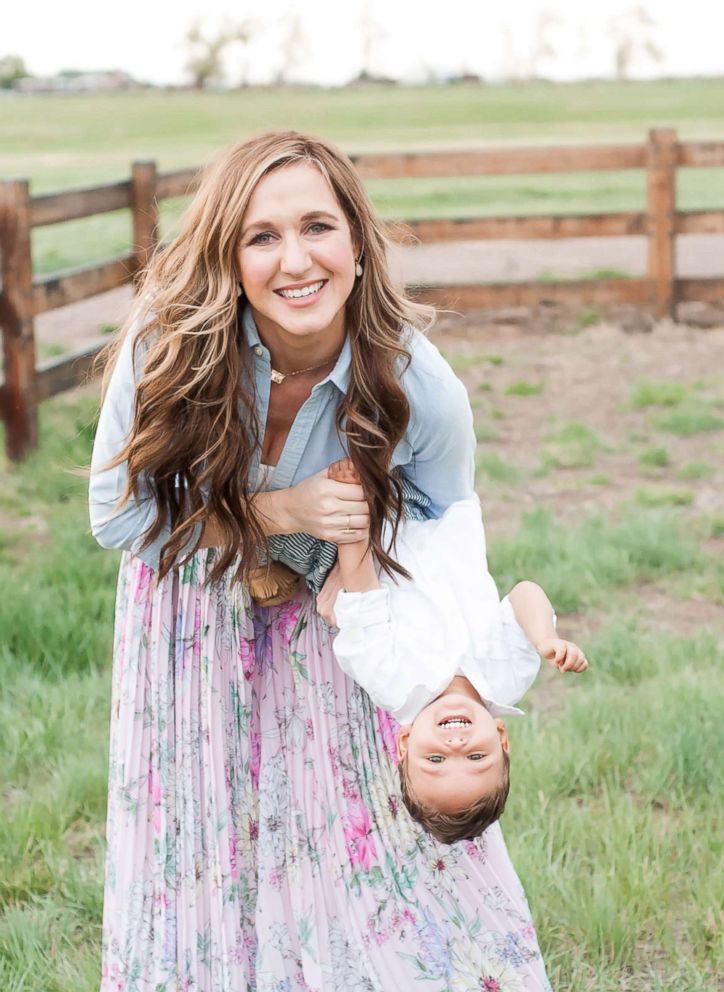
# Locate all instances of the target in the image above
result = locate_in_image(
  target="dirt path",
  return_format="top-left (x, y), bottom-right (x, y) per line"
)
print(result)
top-left (33, 236), bottom-right (724, 357)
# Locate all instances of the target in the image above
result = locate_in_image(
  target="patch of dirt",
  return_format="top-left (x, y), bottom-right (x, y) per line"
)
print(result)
top-left (428, 308), bottom-right (724, 540)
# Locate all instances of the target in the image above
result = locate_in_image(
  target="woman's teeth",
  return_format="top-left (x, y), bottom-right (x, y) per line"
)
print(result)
top-left (438, 718), bottom-right (471, 728)
top-left (278, 281), bottom-right (325, 299)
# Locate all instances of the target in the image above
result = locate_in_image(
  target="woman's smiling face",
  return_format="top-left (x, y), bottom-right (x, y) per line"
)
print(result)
top-left (236, 161), bottom-right (358, 344)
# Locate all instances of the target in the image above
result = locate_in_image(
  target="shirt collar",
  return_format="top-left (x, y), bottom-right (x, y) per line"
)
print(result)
top-left (241, 301), bottom-right (351, 396)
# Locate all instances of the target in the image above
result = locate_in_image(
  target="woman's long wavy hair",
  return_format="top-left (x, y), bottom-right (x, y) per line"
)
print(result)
top-left (96, 130), bottom-right (434, 587)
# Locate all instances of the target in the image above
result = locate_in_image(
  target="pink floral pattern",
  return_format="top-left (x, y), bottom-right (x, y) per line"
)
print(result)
top-left (101, 549), bottom-right (551, 991)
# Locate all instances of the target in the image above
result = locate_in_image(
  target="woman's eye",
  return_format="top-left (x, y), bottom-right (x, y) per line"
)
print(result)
top-left (467, 753), bottom-right (485, 761)
top-left (427, 755), bottom-right (445, 764)
top-left (307, 222), bottom-right (332, 234)
top-left (249, 232), bottom-right (275, 245)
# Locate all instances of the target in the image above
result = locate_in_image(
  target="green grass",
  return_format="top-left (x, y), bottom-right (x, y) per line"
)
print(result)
top-left (638, 446), bottom-right (670, 469)
top-left (474, 421), bottom-right (501, 443)
top-left (489, 505), bottom-right (704, 613)
top-left (677, 460), bottom-right (715, 480)
top-left (635, 486), bottom-right (695, 508)
top-left (631, 380), bottom-right (689, 408)
top-left (6, 77), bottom-right (724, 272)
top-left (508, 621), bottom-right (723, 989)
top-left (36, 342), bottom-right (67, 361)
top-left (706, 514), bottom-right (724, 538)
top-left (576, 308), bottom-right (602, 329)
top-left (541, 421), bottom-right (602, 470)
top-left (440, 350), bottom-right (488, 375)
top-left (505, 380), bottom-right (543, 397)
top-left (476, 452), bottom-right (522, 485)
top-left (656, 401), bottom-right (724, 436)
top-left (1, 386), bottom-right (722, 990)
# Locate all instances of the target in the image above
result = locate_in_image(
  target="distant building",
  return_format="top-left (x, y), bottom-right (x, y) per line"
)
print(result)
top-left (13, 70), bottom-right (140, 94)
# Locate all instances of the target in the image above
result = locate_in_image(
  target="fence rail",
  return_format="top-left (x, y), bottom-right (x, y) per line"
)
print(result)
top-left (2, 127), bottom-right (724, 460)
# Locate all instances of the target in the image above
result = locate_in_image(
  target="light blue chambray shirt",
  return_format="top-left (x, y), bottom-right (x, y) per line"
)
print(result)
top-left (89, 303), bottom-right (476, 570)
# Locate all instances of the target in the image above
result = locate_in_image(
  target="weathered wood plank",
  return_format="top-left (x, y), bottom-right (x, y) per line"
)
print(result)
top-left (389, 211), bottom-right (647, 244)
top-left (30, 181), bottom-right (133, 227)
top-left (32, 254), bottom-right (135, 314)
top-left (647, 128), bottom-right (678, 319)
top-left (156, 168), bottom-right (202, 200)
top-left (675, 210), bottom-right (724, 234)
top-left (34, 340), bottom-right (109, 402)
top-left (352, 144), bottom-right (647, 179)
top-left (677, 277), bottom-right (724, 303)
top-left (677, 142), bottom-right (724, 168)
top-left (0, 179), bottom-right (38, 459)
top-left (406, 278), bottom-right (651, 310)
top-left (132, 161), bottom-right (159, 276)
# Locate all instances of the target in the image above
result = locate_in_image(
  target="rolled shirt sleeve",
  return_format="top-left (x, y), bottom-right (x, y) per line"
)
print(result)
top-left (89, 321), bottom-right (202, 569)
top-left (397, 330), bottom-right (477, 514)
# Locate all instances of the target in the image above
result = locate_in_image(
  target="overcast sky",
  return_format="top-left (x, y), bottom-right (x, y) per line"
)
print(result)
top-left (4, 0), bottom-right (724, 85)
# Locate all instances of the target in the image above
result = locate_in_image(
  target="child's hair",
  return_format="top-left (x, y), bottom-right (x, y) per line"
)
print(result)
top-left (398, 749), bottom-right (510, 844)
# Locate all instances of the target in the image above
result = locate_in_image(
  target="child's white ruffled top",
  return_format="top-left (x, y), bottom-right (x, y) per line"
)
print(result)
top-left (332, 497), bottom-right (545, 725)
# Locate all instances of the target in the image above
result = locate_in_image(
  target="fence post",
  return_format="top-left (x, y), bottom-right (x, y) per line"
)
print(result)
top-left (0, 179), bottom-right (38, 461)
top-left (646, 128), bottom-right (677, 319)
top-left (131, 160), bottom-right (159, 277)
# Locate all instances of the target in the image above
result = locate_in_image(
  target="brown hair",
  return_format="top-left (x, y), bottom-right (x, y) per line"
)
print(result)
top-left (398, 750), bottom-right (510, 844)
top-left (95, 130), bottom-right (433, 586)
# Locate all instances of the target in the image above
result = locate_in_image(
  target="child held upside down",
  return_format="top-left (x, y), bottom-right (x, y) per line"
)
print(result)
top-left (319, 459), bottom-right (588, 845)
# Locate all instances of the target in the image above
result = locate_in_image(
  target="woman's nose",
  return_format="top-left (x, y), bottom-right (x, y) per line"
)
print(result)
top-left (280, 237), bottom-right (311, 275)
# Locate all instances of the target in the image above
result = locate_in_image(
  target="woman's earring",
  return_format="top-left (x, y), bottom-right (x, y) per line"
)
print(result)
top-left (355, 258), bottom-right (363, 278)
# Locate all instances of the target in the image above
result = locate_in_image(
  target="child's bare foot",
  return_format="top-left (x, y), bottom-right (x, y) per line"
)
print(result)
top-left (327, 457), bottom-right (361, 485)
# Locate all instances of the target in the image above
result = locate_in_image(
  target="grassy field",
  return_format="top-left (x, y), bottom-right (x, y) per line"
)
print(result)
top-left (2, 78), bottom-right (723, 989)
top-left (1, 316), bottom-right (722, 990)
top-left (3, 78), bottom-right (724, 273)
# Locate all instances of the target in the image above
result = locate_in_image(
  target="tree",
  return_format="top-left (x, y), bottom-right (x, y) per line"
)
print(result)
top-left (0, 55), bottom-right (29, 89)
top-left (274, 14), bottom-right (309, 85)
top-left (357, 0), bottom-right (385, 81)
top-left (183, 19), bottom-right (254, 90)
top-left (608, 5), bottom-right (663, 80)
top-left (527, 10), bottom-right (563, 79)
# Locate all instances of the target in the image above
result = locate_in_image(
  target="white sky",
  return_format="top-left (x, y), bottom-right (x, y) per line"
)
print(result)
top-left (4, 0), bottom-right (724, 85)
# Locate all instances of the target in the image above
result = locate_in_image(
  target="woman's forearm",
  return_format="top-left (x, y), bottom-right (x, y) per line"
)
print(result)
top-left (198, 488), bottom-right (295, 548)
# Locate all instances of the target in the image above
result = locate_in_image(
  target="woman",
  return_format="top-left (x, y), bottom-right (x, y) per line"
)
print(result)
top-left (90, 131), bottom-right (550, 991)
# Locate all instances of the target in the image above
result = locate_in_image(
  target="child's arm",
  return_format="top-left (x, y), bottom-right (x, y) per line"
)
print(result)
top-left (507, 580), bottom-right (588, 673)
top-left (328, 459), bottom-right (380, 594)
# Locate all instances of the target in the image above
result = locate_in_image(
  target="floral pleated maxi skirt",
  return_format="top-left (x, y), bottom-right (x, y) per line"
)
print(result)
top-left (101, 549), bottom-right (551, 992)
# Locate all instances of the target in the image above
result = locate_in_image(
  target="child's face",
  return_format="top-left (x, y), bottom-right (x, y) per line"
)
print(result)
top-left (396, 677), bottom-right (509, 814)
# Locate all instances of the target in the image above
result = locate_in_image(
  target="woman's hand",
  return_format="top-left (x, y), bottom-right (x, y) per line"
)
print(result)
top-left (198, 466), bottom-right (369, 548)
top-left (283, 468), bottom-right (370, 544)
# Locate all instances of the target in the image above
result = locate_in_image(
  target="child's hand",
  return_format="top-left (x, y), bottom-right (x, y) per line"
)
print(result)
top-left (327, 457), bottom-right (361, 486)
top-left (536, 638), bottom-right (588, 673)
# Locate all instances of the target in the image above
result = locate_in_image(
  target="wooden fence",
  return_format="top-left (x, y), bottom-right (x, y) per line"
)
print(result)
top-left (2, 127), bottom-right (724, 460)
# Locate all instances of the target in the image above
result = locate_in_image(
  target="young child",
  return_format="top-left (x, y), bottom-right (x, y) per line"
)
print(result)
top-left (322, 458), bottom-right (588, 844)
